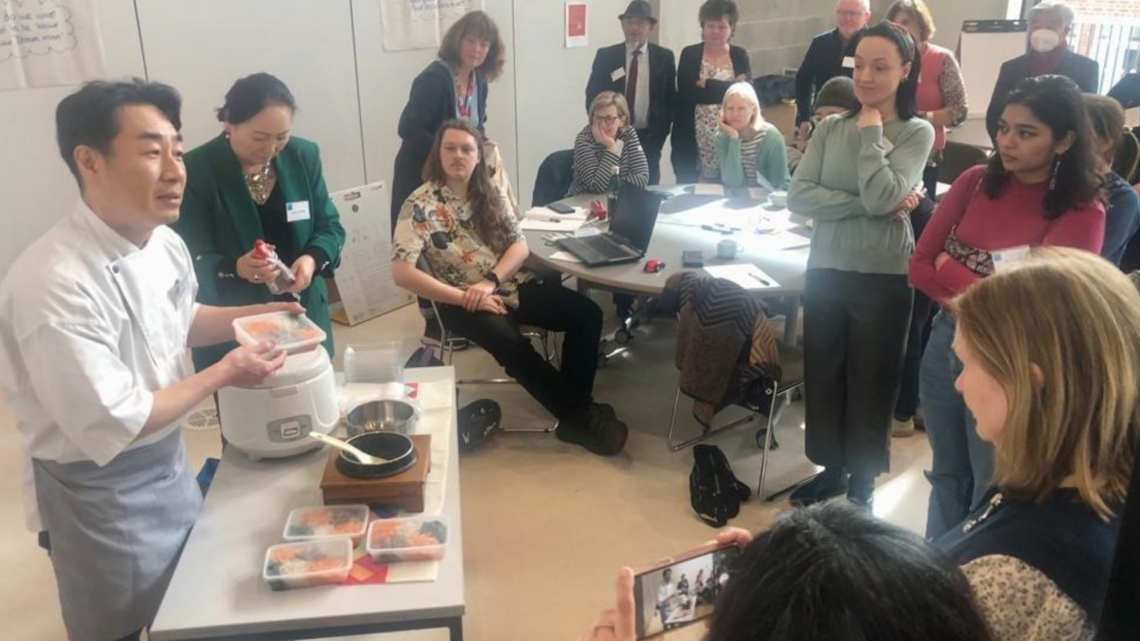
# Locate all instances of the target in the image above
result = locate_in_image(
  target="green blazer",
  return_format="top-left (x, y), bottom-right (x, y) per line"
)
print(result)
top-left (173, 134), bottom-right (345, 371)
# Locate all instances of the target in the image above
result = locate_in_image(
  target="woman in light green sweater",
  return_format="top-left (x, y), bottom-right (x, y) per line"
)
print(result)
top-left (787, 21), bottom-right (934, 508)
top-left (714, 82), bottom-right (791, 190)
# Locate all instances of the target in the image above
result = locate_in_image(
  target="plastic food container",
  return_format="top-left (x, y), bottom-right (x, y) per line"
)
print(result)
top-left (233, 311), bottom-right (327, 355)
top-left (263, 537), bottom-right (353, 591)
top-left (366, 516), bottom-right (449, 563)
top-left (283, 504), bottom-right (369, 547)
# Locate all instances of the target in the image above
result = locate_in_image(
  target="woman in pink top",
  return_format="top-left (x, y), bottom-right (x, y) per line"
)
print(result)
top-left (887, 0), bottom-right (969, 196)
top-left (909, 74), bottom-right (1105, 540)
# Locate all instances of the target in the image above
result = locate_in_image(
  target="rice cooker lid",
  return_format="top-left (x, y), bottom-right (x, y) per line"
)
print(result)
top-left (257, 348), bottom-right (331, 388)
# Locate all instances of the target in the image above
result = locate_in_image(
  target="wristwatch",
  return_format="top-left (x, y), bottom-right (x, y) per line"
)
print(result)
top-left (485, 270), bottom-right (501, 287)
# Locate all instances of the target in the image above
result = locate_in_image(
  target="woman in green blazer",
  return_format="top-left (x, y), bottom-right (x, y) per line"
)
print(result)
top-left (174, 73), bottom-right (345, 371)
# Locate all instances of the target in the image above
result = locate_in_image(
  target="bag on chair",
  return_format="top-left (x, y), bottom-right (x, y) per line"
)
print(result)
top-left (690, 444), bottom-right (752, 527)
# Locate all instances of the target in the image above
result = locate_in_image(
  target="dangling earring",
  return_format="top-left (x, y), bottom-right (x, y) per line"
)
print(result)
top-left (1048, 154), bottom-right (1061, 192)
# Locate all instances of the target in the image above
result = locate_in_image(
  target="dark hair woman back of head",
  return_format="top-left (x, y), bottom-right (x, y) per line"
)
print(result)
top-left (983, 74), bottom-right (1101, 218)
top-left (216, 72), bottom-right (296, 124)
top-left (708, 502), bottom-right (994, 641)
top-left (439, 10), bottom-right (505, 81)
top-left (850, 21), bottom-right (922, 120)
top-left (422, 119), bottom-right (512, 253)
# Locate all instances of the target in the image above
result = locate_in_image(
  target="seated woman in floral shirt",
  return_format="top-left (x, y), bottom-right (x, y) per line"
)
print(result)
top-left (391, 120), bottom-right (628, 456)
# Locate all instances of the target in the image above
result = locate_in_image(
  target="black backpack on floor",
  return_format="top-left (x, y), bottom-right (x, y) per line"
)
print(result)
top-left (690, 444), bottom-right (752, 527)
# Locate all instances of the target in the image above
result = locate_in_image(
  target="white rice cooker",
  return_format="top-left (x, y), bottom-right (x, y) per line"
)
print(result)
top-left (218, 348), bottom-right (339, 459)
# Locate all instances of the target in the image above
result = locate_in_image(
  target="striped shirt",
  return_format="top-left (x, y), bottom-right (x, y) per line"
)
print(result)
top-left (739, 130), bottom-right (763, 187)
top-left (567, 125), bottom-right (650, 196)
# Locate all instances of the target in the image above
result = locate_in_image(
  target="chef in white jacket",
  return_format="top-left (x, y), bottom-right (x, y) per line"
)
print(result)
top-left (0, 80), bottom-right (301, 641)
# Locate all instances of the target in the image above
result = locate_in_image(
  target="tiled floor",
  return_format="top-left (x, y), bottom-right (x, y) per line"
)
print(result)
top-left (0, 295), bottom-right (932, 641)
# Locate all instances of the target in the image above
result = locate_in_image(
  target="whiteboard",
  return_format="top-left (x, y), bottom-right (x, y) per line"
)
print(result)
top-left (329, 181), bottom-right (413, 325)
top-left (959, 20), bottom-right (1028, 119)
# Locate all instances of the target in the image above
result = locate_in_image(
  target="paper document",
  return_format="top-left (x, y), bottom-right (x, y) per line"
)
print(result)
top-left (520, 217), bottom-right (586, 232)
top-left (694, 184), bottom-right (726, 197)
top-left (524, 206), bottom-right (587, 220)
top-left (703, 264), bottom-right (781, 290)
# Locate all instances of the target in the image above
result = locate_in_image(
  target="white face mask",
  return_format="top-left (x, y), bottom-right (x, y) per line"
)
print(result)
top-left (1030, 28), bottom-right (1062, 53)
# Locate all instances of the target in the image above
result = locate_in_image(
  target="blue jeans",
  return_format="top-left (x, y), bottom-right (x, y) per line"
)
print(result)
top-left (920, 312), bottom-right (994, 539)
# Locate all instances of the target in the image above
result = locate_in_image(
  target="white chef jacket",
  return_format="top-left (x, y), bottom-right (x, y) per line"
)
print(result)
top-left (0, 201), bottom-right (198, 531)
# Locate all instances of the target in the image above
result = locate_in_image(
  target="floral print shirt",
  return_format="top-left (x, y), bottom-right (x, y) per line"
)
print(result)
top-left (392, 181), bottom-right (532, 307)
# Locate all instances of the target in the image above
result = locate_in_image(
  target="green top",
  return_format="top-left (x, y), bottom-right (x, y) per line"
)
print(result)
top-left (788, 114), bottom-right (934, 275)
top-left (172, 134), bottom-right (345, 370)
top-left (714, 123), bottom-right (791, 191)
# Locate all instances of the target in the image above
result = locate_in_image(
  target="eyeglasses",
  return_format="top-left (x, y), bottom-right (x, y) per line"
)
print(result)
top-left (593, 115), bottom-right (621, 125)
top-left (836, 10), bottom-right (866, 19)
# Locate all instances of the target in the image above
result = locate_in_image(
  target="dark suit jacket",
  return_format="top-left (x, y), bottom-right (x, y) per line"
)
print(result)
top-left (175, 134), bottom-right (345, 369)
top-left (794, 28), bottom-right (863, 124)
top-left (391, 60), bottom-right (489, 225)
top-left (585, 42), bottom-right (676, 149)
top-left (985, 49), bottom-right (1100, 141)
top-left (672, 43), bottom-right (751, 183)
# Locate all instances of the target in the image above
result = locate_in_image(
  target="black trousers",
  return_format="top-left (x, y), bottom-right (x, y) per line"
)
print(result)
top-left (803, 269), bottom-right (913, 477)
top-left (637, 128), bottom-right (664, 186)
top-left (436, 280), bottom-right (602, 421)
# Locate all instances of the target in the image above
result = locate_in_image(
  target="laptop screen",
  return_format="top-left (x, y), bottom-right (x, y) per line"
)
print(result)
top-left (610, 183), bottom-right (663, 252)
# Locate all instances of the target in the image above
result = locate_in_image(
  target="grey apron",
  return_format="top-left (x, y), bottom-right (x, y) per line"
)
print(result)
top-left (33, 430), bottom-right (201, 641)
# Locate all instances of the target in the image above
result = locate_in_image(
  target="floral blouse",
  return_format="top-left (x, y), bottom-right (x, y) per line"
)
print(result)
top-left (392, 182), bottom-right (532, 307)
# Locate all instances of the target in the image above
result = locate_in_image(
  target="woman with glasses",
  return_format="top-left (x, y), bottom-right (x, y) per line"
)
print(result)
top-left (567, 91), bottom-right (650, 196)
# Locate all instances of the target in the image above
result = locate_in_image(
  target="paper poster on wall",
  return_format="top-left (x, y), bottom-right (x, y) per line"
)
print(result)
top-left (0, 0), bottom-right (105, 91)
top-left (566, 2), bottom-right (587, 48)
top-left (380, 0), bottom-right (486, 52)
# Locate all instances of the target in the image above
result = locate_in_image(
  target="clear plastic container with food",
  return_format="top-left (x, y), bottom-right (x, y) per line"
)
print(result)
top-left (262, 537), bottom-right (353, 591)
top-left (283, 504), bottom-right (370, 547)
top-left (366, 516), bottom-right (449, 563)
top-left (233, 311), bottom-right (327, 355)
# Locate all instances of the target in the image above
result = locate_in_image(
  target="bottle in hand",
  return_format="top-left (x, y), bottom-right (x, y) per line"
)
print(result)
top-left (253, 239), bottom-right (297, 296)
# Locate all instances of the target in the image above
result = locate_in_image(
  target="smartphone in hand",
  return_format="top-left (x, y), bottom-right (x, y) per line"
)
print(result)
top-left (632, 543), bottom-right (742, 639)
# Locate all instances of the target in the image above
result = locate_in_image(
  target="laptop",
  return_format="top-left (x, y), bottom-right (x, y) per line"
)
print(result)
top-left (557, 183), bottom-right (663, 266)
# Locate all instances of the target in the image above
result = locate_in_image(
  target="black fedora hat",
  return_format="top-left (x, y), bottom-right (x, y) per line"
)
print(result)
top-left (619, 0), bottom-right (657, 24)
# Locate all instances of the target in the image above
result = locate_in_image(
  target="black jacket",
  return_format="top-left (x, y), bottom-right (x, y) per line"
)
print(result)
top-left (794, 28), bottom-right (863, 124)
top-left (672, 43), bottom-right (751, 183)
top-left (985, 49), bottom-right (1099, 142)
top-left (390, 60), bottom-right (489, 226)
top-left (585, 42), bottom-right (676, 148)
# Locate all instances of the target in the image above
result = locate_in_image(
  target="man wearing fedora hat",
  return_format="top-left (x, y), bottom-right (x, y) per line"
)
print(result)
top-left (586, 0), bottom-right (676, 185)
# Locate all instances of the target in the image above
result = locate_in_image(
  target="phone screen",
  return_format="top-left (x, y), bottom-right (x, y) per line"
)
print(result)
top-left (632, 545), bottom-right (741, 639)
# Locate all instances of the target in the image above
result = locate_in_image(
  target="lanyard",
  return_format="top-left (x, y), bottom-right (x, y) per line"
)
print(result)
top-left (456, 70), bottom-right (475, 120)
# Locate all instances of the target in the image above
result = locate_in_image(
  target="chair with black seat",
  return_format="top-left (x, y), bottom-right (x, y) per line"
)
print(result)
top-left (416, 257), bottom-right (559, 433)
top-left (532, 149), bottom-right (575, 207)
top-left (935, 142), bottom-right (989, 199)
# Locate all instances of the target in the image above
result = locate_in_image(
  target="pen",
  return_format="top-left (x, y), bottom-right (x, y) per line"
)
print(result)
top-left (748, 272), bottom-right (770, 286)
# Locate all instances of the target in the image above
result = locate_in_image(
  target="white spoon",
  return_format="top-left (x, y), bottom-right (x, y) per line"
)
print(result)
top-left (309, 432), bottom-right (391, 465)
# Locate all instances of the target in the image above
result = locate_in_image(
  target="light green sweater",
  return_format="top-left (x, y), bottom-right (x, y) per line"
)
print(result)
top-left (714, 123), bottom-right (791, 191)
top-left (788, 114), bottom-right (934, 275)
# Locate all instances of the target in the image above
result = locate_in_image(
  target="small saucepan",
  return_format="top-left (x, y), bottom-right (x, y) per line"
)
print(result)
top-left (346, 399), bottom-right (419, 438)
top-left (335, 432), bottom-right (418, 480)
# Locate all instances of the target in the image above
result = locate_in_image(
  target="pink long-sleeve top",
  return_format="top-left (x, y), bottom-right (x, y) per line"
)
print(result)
top-left (909, 166), bottom-right (1106, 304)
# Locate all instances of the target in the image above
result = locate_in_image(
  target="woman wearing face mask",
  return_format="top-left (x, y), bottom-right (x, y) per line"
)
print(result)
top-left (933, 248), bottom-right (1137, 641)
top-left (174, 73), bottom-right (345, 372)
top-left (567, 91), bottom-right (649, 196)
top-left (787, 21), bottom-right (934, 509)
top-left (715, 82), bottom-right (790, 190)
top-left (672, 0), bottom-right (751, 184)
top-left (984, 0), bottom-right (1098, 144)
top-left (909, 75), bottom-right (1105, 540)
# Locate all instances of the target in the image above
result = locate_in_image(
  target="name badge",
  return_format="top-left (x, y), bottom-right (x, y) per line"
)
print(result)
top-left (992, 245), bottom-right (1031, 272)
top-left (842, 56), bottom-right (855, 69)
top-left (611, 67), bottom-right (626, 82)
top-left (286, 201), bottom-right (311, 222)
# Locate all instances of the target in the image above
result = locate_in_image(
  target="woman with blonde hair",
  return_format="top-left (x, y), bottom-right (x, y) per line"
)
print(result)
top-left (715, 82), bottom-right (790, 190)
top-left (935, 247), bottom-right (1138, 641)
top-left (567, 91), bottom-right (649, 196)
